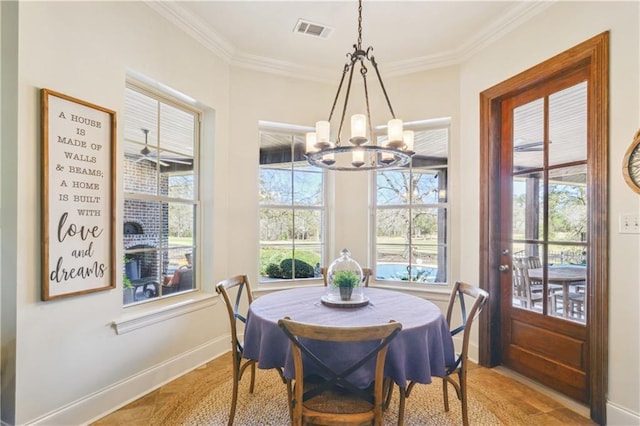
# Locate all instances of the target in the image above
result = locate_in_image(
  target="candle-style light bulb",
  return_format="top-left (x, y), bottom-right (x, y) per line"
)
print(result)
top-left (306, 132), bottom-right (318, 154)
top-left (350, 114), bottom-right (367, 145)
top-left (322, 142), bottom-right (335, 166)
top-left (387, 119), bottom-right (403, 148)
top-left (403, 130), bottom-right (414, 152)
top-left (352, 148), bottom-right (365, 167)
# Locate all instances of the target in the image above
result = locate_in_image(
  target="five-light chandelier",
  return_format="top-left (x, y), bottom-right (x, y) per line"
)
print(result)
top-left (305, 0), bottom-right (415, 171)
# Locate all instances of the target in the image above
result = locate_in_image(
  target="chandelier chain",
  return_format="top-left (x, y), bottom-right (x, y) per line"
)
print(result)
top-left (371, 56), bottom-right (396, 119)
top-left (336, 61), bottom-right (357, 146)
top-left (305, 0), bottom-right (414, 171)
top-left (361, 62), bottom-right (375, 155)
top-left (357, 0), bottom-right (363, 49)
top-left (328, 64), bottom-right (350, 123)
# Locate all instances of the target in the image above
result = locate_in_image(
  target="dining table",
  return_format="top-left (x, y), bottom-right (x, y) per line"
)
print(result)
top-left (243, 286), bottom-right (455, 389)
top-left (528, 266), bottom-right (587, 317)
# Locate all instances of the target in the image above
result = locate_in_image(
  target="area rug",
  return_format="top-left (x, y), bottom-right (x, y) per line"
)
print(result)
top-left (149, 368), bottom-right (531, 425)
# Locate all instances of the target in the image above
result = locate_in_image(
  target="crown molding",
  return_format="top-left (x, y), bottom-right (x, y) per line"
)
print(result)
top-left (145, 1), bottom-right (554, 81)
top-left (455, 1), bottom-right (556, 63)
top-left (144, 0), bottom-right (236, 63)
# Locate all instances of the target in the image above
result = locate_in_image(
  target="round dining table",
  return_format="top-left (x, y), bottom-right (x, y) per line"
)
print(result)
top-left (243, 286), bottom-right (455, 388)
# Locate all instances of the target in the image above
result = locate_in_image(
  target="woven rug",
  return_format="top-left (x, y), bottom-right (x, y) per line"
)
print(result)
top-left (149, 367), bottom-right (532, 425)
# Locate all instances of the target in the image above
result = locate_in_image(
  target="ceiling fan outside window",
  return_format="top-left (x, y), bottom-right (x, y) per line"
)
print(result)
top-left (513, 139), bottom-right (550, 152)
top-left (134, 128), bottom-right (193, 167)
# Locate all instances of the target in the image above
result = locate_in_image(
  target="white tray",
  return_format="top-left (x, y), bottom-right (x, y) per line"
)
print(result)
top-left (320, 295), bottom-right (370, 308)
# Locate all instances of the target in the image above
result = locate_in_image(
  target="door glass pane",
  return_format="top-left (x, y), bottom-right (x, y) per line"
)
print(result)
top-left (513, 174), bottom-right (545, 241)
top-left (548, 165), bottom-right (587, 242)
top-left (513, 98), bottom-right (544, 172)
top-left (549, 82), bottom-right (587, 166)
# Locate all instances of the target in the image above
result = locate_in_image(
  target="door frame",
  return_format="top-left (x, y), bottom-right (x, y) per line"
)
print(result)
top-left (477, 32), bottom-right (608, 424)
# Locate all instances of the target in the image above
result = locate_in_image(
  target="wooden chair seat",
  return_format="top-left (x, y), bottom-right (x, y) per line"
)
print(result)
top-left (278, 317), bottom-right (402, 426)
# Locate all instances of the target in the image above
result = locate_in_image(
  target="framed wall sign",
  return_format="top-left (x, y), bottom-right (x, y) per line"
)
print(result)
top-left (41, 89), bottom-right (117, 300)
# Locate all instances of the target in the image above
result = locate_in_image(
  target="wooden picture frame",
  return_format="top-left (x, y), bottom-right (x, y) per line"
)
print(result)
top-left (41, 89), bottom-right (117, 300)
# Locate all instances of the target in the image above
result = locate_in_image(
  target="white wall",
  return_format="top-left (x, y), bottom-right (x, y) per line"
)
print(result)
top-left (459, 2), bottom-right (640, 424)
top-left (1, 1), bottom-right (638, 424)
top-left (4, 2), bottom-right (236, 424)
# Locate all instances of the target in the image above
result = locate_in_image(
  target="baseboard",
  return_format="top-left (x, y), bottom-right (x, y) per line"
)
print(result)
top-left (607, 401), bottom-right (640, 425)
top-left (27, 336), bottom-right (228, 425)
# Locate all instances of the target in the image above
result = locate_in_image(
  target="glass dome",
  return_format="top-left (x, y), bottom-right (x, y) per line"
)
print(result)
top-left (325, 248), bottom-right (364, 302)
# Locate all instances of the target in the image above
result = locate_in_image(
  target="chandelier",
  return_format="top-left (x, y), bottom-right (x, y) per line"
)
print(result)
top-left (305, 0), bottom-right (414, 171)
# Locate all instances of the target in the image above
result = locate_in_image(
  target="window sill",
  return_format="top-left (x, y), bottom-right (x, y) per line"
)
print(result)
top-left (112, 293), bottom-right (218, 335)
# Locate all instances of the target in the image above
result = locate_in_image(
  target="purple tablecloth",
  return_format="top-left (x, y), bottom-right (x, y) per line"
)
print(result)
top-left (243, 287), bottom-right (455, 388)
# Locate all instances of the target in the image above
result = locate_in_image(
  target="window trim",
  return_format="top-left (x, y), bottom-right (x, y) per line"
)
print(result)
top-left (371, 118), bottom-right (452, 288)
top-left (258, 121), bottom-right (327, 285)
top-left (122, 79), bottom-right (202, 305)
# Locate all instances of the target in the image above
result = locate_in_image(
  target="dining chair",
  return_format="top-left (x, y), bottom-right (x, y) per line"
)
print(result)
top-left (216, 275), bottom-right (285, 425)
top-left (397, 281), bottom-right (488, 426)
top-left (278, 317), bottom-right (402, 426)
top-left (512, 258), bottom-right (544, 310)
top-left (552, 288), bottom-right (586, 320)
top-left (320, 267), bottom-right (372, 287)
top-left (526, 255), bottom-right (542, 269)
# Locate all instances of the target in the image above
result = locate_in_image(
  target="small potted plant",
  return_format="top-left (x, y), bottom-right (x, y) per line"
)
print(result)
top-left (332, 270), bottom-right (360, 301)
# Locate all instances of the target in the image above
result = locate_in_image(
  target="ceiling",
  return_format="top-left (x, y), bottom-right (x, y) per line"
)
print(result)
top-left (144, 1), bottom-right (586, 176)
top-left (147, 1), bottom-right (553, 81)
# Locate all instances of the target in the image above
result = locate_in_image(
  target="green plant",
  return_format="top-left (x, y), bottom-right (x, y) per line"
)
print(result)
top-left (122, 256), bottom-right (133, 289)
top-left (280, 258), bottom-right (315, 279)
top-left (265, 263), bottom-right (283, 278)
top-left (332, 270), bottom-right (360, 288)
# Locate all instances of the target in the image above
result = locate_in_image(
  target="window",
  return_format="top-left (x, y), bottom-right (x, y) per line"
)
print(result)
top-left (122, 82), bottom-right (200, 305)
top-left (258, 123), bottom-right (325, 283)
top-left (374, 121), bottom-right (450, 284)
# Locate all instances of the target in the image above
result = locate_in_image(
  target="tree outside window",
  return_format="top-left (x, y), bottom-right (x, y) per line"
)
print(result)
top-left (259, 127), bottom-right (324, 282)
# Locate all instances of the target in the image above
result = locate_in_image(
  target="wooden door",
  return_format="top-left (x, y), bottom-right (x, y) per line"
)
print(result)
top-left (479, 33), bottom-right (608, 423)
top-left (499, 67), bottom-right (589, 402)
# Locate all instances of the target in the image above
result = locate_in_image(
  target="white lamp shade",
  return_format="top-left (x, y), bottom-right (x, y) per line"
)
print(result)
top-left (381, 151), bottom-right (394, 162)
top-left (403, 130), bottom-right (414, 151)
top-left (388, 119), bottom-right (403, 143)
top-left (352, 148), bottom-right (364, 164)
top-left (306, 132), bottom-right (317, 153)
top-left (316, 120), bottom-right (330, 143)
top-left (351, 114), bottom-right (367, 139)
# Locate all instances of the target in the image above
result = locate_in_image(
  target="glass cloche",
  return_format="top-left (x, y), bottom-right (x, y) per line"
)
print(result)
top-left (325, 248), bottom-right (364, 302)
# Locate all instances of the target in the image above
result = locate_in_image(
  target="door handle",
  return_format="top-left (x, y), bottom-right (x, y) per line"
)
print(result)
top-left (498, 264), bottom-right (510, 272)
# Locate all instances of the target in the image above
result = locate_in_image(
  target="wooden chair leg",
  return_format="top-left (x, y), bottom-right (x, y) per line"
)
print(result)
top-left (459, 370), bottom-right (469, 426)
top-left (398, 387), bottom-right (407, 426)
top-left (442, 377), bottom-right (450, 412)
top-left (249, 362), bottom-right (256, 393)
top-left (228, 364), bottom-right (239, 426)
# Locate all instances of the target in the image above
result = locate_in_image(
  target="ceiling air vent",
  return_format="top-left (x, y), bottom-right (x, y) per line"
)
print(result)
top-left (294, 19), bottom-right (334, 39)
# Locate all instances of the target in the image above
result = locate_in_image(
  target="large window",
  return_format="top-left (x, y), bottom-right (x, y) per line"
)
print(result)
top-left (122, 82), bottom-right (200, 305)
top-left (259, 124), bottom-right (325, 283)
top-left (374, 121), bottom-right (450, 284)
